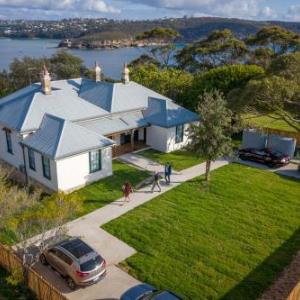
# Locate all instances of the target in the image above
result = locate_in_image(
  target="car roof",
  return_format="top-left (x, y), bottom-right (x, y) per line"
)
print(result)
top-left (121, 284), bottom-right (155, 300)
top-left (58, 238), bottom-right (95, 259)
top-left (153, 291), bottom-right (182, 300)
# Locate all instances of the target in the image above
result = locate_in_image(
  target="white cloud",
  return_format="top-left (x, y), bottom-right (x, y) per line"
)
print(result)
top-left (0, 0), bottom-right (120, 13)
top-left (124, 0), bottom-right (279, 20)
top-left (284, 5), bottom-right (300, 21)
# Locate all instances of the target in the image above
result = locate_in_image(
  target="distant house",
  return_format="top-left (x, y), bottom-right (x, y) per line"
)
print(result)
top-left (0, 64), bottom-right (198, 192)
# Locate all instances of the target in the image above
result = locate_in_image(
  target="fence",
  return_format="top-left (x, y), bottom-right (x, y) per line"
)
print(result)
top-left (261, 128), bottom-right (300, 145)
top-left (0, 243), bottom-right (68, 300)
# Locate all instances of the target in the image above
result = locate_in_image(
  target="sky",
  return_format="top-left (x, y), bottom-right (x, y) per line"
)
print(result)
top-left (0, 0), bottom-right (300, 22)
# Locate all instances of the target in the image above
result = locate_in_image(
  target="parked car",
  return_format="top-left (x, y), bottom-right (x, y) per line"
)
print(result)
top-left (40, 237), bottom-right (106, 290)
top-left (121, 284), bottom-right (182, 300)
top-left (239, 148), bottom-right (290, 167)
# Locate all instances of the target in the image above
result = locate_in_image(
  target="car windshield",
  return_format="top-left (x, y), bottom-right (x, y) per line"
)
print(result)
top-left (80, 255), bottom-right (103, 271)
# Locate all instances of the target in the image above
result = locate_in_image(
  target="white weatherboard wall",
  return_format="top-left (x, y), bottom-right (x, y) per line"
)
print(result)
top-left (56, 147), bottom-right (113, 192)
top-left (166, 123), bottom-right (190, 152)
top-left (24, 148), bottom-right (58, 191)
top-left (147, 124), bottom-right (190, 153)
top-left (0, 126), bottom-right (24, 168)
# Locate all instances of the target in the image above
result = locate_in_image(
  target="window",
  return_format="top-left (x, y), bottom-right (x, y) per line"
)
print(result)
top-left (120, 133), bottom-right (131, 145)
top-left (175, 124), bottom-right (184, 144)
top-left (89, 150), bottom-right (102, 173)
top-left (42, 155), bottom-right (51, 180)
top-left (5, 130), bottom-right (13, 154)
top-left (28, 148), bottom-right (36, 171)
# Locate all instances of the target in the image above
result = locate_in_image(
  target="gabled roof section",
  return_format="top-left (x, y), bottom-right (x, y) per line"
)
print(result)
top-left (0, 91), bottom-right (36, 131)
top-left (22, 114), bottom-right (114, 160)
top-left (0, 79), bottom-right (108, 133)
top-left (79, 80), bottom-right (171, 114)
top-left (79, 79), bottom-right (114, 112)
top-left (143, 98), bottom-right (199, 128)
top-left (79, 111), bottom-right (149, 136)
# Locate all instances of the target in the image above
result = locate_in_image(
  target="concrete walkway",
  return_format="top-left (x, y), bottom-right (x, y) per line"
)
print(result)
top-left (31, 158), bottom-right (228, 300)
top-left (119, 152), bottom-right (166, 173)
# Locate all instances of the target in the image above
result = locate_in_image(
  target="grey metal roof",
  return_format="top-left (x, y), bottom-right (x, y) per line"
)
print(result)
top-left (0, 77), bottom-right (199, 137)
top-left (143, 98), bottom-right (199, 128)
top-left (79, 111), bottom-right (149, 135)
top-left (0, 79), bottom-right (108, 132)
top-left (79, 80), bottom-right (171, 114)
top-left (22, 114), bottom-right (114, 160)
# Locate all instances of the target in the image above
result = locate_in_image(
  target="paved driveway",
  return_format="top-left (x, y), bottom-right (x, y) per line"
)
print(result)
top-left (34, 263), bottom-right (140, 300)
top-left (29, 159), bottom-right (229, 299)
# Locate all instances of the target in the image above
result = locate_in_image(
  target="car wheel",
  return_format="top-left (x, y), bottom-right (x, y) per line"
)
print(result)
top-left (40, 254), bottom-right (48, 266)
top-left (66, 277), bottom-right (77, 290)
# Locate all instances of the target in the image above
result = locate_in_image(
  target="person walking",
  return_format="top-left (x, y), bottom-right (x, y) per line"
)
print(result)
top-left (151, 171), bottom-right (161, 192)
top-left (122, 181), bottom-right (133, 205)
top-left (164, 162), bottom-right (170, 184)
top-left (168, 163), bottom-right (172, 183)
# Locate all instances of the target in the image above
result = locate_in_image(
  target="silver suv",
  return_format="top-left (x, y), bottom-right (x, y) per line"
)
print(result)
top-left (40, 237), bottom-right (106, 290)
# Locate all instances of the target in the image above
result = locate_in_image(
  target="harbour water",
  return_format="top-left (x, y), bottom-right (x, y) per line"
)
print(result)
top-left (0, 38), bottom-right (151, 79)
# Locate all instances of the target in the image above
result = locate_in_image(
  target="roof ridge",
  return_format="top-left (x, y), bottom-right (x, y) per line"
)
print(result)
top-left (47, 115), bottom-right (65, 159)
top-left (110, 83), bottom-right (116, 112)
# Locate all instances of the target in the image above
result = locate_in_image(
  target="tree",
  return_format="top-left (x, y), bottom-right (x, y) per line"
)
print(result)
top-left (247, 47), bottom-right (275, 69)
top-left (268, 51), bottom-right (300, 84)
top-left (176, 29), bottom-right (247, 72)
top-left (0, 51), bottom-right (86, 99)
top-left (187, 64), bottom-right (265, 109)
top-left (246, 26), bottom-right (300, 56)
top-left (188, 90), bottom-right (234, 182)
top-left (136, 27), bottom-right (180, 68)
top-left (128, 54), bottom-right (161, 68)
top-left (130, 64), bottom-right (193, 107)
top-left (49, 50), bottom-right (85, 79)
top-left (228, 76), bottom-right (300, 131)
top-left (0, 166), bottom-right (83, 284)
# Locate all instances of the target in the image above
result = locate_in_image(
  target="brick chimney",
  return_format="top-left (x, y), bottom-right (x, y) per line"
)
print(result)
top-left (95, 62), bottom-right (102, 82)
top-left (122, 63), bottom-right (130, 84)
top-left (40, 65), bottom-right (51, 95)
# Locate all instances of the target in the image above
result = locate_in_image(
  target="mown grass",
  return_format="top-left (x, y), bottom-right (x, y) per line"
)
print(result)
top-left (74, 160), bottom-right (151, 215)
top-left (138, 149), bottom-right (205, 171)
top-left (0, 267), bottom-right (36, 300)
top-left (243, 114), bottom-right (300, 133)
top-left (104, 164), bottom-right (300, 300)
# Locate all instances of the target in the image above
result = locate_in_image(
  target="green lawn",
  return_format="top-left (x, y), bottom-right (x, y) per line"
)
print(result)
top-left (74, 160), bottom-right (151, 215)
top-left (0, 267), bottom-right (36, 300)
top-left (243, 114), bottom-right (300, 133)
top-left (137, 149), bottom-right (205, 171)
top-left (104, 164), bottom-right (300, 300)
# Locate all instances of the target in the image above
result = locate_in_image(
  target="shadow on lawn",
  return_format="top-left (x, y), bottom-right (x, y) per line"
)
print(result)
top-left (221, 228), bottom-right (300, 300)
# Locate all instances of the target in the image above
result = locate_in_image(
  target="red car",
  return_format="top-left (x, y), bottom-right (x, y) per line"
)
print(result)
top-left (239, 148), bottom-right (290, 168)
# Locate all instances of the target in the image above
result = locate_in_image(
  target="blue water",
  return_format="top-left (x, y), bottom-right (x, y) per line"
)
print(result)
top-left (0, 38), bottom-right (151, 79)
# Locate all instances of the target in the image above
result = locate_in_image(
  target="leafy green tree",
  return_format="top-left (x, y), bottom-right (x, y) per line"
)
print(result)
top-left (0, 71), bottom-right (14, 98)
top-left (247, 47), bottom-right (275, 69)
top-left (136, 27), bottom-right (180, 41)
top-left (130, 64), bottom-right (193, 107)
top-left (49, 50), bottom-right (85, 79)
top-left (0, 51), bottom-right (86, 99)
top-left (246, 26), bottom-right (300, 55)
top-left (228, 76), bottom-right (300, 131)
top-left (136, 27), bottom-right (180, 68)
top-left (268, 51), bottom-right (300, 83)
top-left (9, 56), bottom-right (46, 90)
top-left (187, 64), bottom-right (264, 110)
top-left (176, 29), bottom-right (247, 72)
top-left (188, 90), bottom-right (234, 181)
top-left (128, 54), bottom-right (161, 68)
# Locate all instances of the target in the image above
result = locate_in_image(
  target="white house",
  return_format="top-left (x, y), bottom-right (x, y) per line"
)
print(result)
top-left (0, 64), bottom-right (198, 192)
